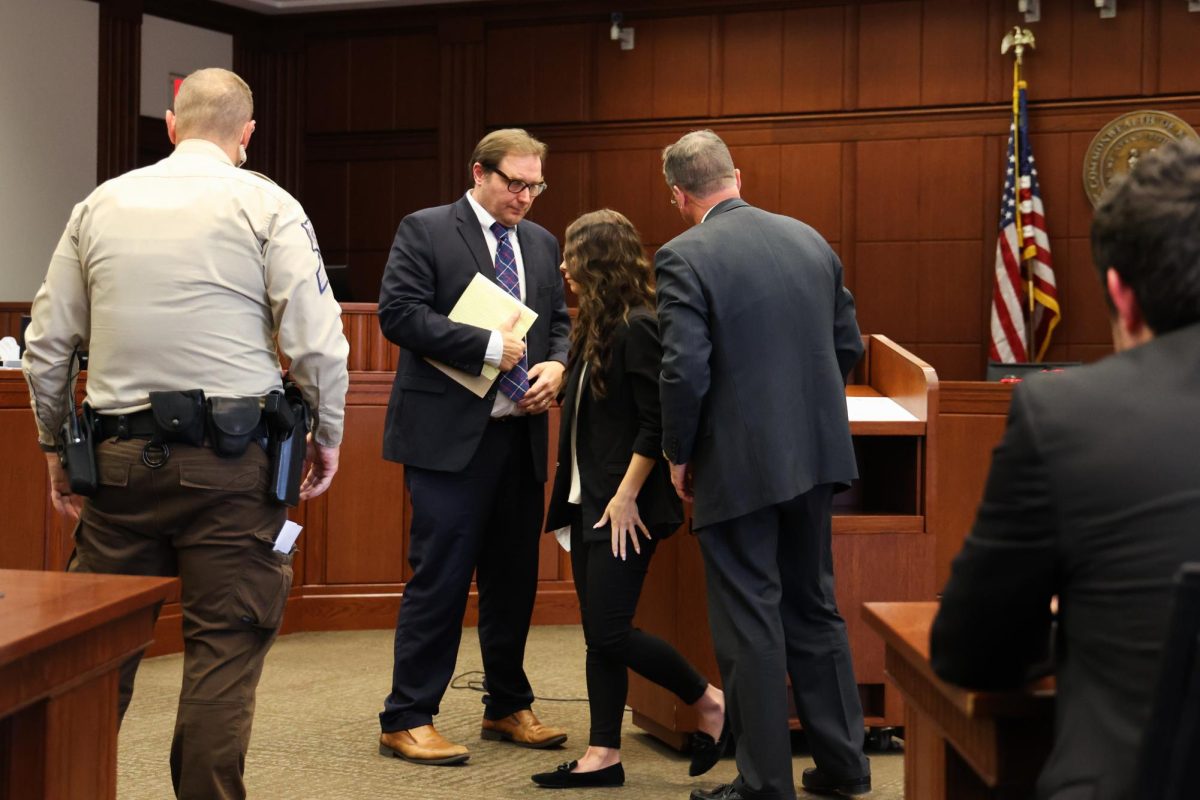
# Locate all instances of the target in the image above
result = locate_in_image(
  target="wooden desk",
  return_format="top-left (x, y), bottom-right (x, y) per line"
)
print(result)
top-left (0, 569), bottom-right (175, 800)
top-left (863, 602), bottom-right (1054, 800)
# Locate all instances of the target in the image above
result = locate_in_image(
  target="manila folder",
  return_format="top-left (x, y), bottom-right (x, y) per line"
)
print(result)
top-left (424, 272), bottom-right (538, 398)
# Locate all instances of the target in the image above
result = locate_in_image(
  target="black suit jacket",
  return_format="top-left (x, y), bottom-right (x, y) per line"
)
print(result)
top-left (931, 322), bottom-right (1200, 800)
top-left (377, 195), bottom-right (571, 479)
top-left (545, 308), bottom-right (682, 541)
top-left (655, 198), bottom-right (863, 528)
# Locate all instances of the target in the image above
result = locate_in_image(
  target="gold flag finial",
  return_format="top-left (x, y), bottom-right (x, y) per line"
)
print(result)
top-left (1001, 26), bottom-right (1036, 65)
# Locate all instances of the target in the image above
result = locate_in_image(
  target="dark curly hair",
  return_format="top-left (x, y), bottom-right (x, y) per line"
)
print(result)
top-left (564, 209), bottom-right (655, 398)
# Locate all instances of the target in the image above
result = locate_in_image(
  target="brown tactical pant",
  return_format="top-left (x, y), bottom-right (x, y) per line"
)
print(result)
top-left (69, 438), bottom-right (291, 800)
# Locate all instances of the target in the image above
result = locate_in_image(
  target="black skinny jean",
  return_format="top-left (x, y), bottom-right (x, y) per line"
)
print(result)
top-left (569, 511), bottom-right (708, 748)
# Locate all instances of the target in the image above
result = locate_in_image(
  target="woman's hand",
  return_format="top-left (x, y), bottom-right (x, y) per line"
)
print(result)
top-left (596, 490), bottom-right (652, 560)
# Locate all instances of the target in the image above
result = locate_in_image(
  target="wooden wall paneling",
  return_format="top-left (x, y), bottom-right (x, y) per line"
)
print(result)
top-left (1140, 0), bottom-right (1160, 97)
top-left (347, 250), bottom-right (390, 302)
top-left (856, 1), bottom-right (922, 110)
top-left (721, 11), bottom-right (782, 117)
top-left (841, 2), bottom-right (859, 111)
top-left (728, 145), bottom-right (781, 212)
top-left (484, 24), bottom-right (535, 125)
top-left (322, 404), bottom-right (406, 585)
top-left (855, 243), bottom-right (921, 344)
top-left (997, 0), bottom-right (1071, 102)
top-left (305, 37), bottom-right (350, 133)
top-left (97, 0), bottom-right (143, 184)
top-left (781, 6), bottom-right (846, 114)
top-left (349, 35), bottom-right (397, 131)
top-left (840, 141), bottom-right (857, 296)
top-left (1158, 0), bottom-right (1200, 94)
top-left (1065, 343), bottom-right (1113, 364)
top-left (236, 28), bottom-right (305, 196)
top-left (919, 0), bottom-right (988, 107)
top-left (917, 241), bottom-right (984, 344)
top-left (778, 142), bottom-right (843, 243)
top-left (348, 161), bottom-right (396, 250)
top-left (856, 139), bottom-right (921, 241)
top-left (438, 18), bottom-right (484, 203)
top-left (592, 21), bottom-right (653, 122)
top-left (394, 33), bottom-right (440, 130)
top-left (1070, 0), bottom-right (1145, 99)
top-left (533, 24), bottom-right (591, 124)
top-left (907, 344), bottom-right (984, 381)
top-left (590, 148), bottom-right (662, 248)
top-left (303, 161), bottom-right (348, 252)
top-left (919, 136), bottom-right (985, 240)
top-left (0, 412), bottom-right (46, 571)
top-left (0, 304), bottom-right (31, 341)
top-left (1062, 238), bottom-right (1112, 347)
top-left (525, 150), bottom-right (588, 243)
top-left (538, 405), bottom-right (563, 581)
top-left (652, 15), bottom-right (714, 119)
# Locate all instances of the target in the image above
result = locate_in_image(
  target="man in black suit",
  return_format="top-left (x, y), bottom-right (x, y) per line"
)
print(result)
top-left (656, 130), bottom-right (871, 800)
top-left (931, 140), bottom-right (1200, 800)
top-left (376, 128), bottom-right (571, 765)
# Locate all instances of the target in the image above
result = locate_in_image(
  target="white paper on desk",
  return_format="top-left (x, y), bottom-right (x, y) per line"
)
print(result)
top-left (846, 396), bottom-right (919, 423)
top-left (275, 520), bottom-right (303, 554)
top-left (425, 273), bottom-right (538, 398)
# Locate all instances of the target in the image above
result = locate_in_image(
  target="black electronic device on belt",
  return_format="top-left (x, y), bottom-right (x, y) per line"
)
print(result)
top-left (57, 346), bottom-right (98, 495)
top-left (263, 381), bottom-right (309, 507)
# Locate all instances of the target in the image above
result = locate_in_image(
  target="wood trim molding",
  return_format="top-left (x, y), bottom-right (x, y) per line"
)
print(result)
top-left (97, 0), bottom-right (143, 184)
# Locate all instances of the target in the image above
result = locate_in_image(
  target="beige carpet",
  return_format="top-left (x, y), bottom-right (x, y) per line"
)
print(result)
top-left (118, 626), bottom-right (904, 799)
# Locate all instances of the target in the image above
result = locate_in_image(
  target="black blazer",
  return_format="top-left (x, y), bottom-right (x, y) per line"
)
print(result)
top-left (545, 308), bottom-right (683, 542)
top-left (655, 198), bottom-right (863, 528)
top-left (930, 322), bottom-right (1200, 800)
top-left (377, 195), bottom-right (571, 479)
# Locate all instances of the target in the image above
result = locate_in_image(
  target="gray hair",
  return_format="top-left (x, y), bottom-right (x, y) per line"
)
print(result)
top-left (661, 130), bottom-right (736, 198)
top-left (173, 68), bottom-right (253, 143)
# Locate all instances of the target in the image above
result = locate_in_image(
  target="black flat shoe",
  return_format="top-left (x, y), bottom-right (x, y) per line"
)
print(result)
top-left (801, 767), bottom-right (872, 796)
top-left (688, 717), bottom-right (730, 777)
top-left (532, 760), bottom-right (625, 788)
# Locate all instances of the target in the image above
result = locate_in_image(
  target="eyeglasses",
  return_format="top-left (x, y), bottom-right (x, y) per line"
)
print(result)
top-left (492, 166), bottom-right (548, 198)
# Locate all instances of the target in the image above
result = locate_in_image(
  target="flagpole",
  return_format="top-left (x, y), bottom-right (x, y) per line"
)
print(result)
top-left (1001, 27), bottom-right (1037, 358)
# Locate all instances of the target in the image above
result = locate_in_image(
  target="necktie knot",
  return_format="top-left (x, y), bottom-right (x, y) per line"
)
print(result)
top-left (490, 221), bottom-right (510, 241)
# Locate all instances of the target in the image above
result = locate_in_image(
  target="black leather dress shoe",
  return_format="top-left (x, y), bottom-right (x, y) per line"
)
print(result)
top-left (531, 760), bottom-right (625, 788)
top-left (689, 784), bottom-right (746, 800)
top-left (688, 719), bottom-right (730, 777)
top-left (801, 767), bottom-right (871, 796)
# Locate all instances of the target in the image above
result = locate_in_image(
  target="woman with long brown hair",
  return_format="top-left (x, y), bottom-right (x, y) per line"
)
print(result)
top-left (532, 210), bottom-right (726, 789)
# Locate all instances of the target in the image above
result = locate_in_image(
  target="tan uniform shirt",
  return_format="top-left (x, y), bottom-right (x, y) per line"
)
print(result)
top-left (22, 138), bottom-right (349, 447)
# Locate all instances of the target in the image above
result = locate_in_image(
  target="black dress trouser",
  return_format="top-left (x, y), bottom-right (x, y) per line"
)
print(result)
top-left (569, 510), bottom-right (708, 748)
top-left (697, 484), bottom-right (869, 800)
top-left (380, 418), bottom-right (545, 731)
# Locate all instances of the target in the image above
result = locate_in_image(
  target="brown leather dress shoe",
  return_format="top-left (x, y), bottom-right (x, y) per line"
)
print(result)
top-left (480, 709), bottom-right (568, 749)
top-left (379, 725), bottom-right (469, 765)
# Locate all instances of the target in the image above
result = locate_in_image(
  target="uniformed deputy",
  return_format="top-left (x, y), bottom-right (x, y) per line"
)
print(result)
top-left (22, 68), bottom-right (349, 800)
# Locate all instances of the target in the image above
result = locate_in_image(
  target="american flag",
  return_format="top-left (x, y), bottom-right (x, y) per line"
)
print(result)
top-left (989, 78), bottom-right (1060, 363)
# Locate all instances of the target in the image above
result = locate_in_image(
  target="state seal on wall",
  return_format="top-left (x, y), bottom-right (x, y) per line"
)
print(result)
top-left (1083, 111), bottom-right (1199, 207)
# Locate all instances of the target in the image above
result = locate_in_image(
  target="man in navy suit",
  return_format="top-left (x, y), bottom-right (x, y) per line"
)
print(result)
top-left (377, 129), bottom-right (571, 765)
top-left (656, 130), bottom-right (870, 799)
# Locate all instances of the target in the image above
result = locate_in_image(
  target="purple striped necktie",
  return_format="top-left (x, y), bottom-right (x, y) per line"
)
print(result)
top-left (490, 222), bottom-right (530, 402)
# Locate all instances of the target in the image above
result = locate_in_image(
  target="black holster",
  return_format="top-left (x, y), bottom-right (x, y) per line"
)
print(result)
top-left (263, 383), bottom-right (309, 507)
top-left (58, 403), bottom-right (98, 496)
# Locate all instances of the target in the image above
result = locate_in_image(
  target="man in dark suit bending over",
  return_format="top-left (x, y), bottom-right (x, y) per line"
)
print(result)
top-left (931, 140), bottom-right (1200, 800)
top-left (377, 129), bottom-right (571, 765)
top-left (656, 130), bottom-right (871, 800)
